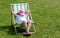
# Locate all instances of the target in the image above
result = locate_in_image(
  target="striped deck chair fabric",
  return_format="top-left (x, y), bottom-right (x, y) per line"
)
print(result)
top-left (11, 3), bottom-right (29, 13)
top-left (11, 3), bottom-right (30, 24)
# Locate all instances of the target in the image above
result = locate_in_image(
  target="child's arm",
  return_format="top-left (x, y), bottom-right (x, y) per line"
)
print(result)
top-left (29, 11), bottom-right (34, 23)
top-left (12, 12), bottom-right (17, 16)
top-left (25, 10), bottom-right (33, 21)
top-left (29, 12), bottom-right (33, 21)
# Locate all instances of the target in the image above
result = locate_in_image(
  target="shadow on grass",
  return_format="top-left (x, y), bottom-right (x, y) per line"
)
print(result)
top-left (0, 25), bottom-right (25, 35)
top-left (0, 25), bottom-right (33, 37)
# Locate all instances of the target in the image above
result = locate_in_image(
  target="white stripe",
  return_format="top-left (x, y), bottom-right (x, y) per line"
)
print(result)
top-left (11, 3), bottom-right (29, 13)
top-left (13, 4), bottom-right (18, 13)
top-left (18, 4), bottom-right (21, 12)
top-left (22, 3), bottom-right (24, 10)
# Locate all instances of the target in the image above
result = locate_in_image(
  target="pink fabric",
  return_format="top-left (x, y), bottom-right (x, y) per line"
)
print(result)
top-left (19, 9), bottom-right (25, 15)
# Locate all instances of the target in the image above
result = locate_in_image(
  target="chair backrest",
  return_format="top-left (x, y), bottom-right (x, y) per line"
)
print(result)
top-left (10, 3), bottom-right (29, 13)
top-left (10, 3), bottom-right (30, 24)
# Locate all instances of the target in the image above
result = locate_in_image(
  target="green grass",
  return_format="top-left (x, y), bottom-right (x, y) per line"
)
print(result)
top-left (0, 0), bottom-right (60, 38)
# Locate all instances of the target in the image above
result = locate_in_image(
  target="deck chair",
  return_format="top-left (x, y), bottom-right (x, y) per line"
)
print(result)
top-left (10, 3), bottom-right (36, 34)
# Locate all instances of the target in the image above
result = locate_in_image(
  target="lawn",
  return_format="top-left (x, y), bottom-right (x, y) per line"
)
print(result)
top-left (0, 0), bottom-right (60, 38)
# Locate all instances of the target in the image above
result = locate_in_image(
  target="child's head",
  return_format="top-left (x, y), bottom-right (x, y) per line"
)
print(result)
top-left (19, 9), bottom-right (25, 15)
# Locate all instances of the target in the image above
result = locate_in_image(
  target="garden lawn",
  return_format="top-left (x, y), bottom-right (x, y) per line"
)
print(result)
top-left (0, 0), bottom-right (60, 38)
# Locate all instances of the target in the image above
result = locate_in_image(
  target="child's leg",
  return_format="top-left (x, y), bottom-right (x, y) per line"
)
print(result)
top-left (22, 21), bottom-right (27, 31)
top-left (27, 20), bottom-right (31, 33)
top-left (22, 20), bottom-right (31, 32)
top-left (22, 20), bottom-right (32, 34)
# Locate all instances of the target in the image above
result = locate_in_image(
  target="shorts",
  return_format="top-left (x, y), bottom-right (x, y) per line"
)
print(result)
top-left (16, 15), bottom-right (27, 24)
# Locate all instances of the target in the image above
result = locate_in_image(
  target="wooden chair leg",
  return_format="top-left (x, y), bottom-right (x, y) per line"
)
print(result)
top-left (14, 25), bottom-right (18, 34)
top-left (32, 24), bottom-right (36, 33)
top-left (11, 24), bottom-right (18, 34)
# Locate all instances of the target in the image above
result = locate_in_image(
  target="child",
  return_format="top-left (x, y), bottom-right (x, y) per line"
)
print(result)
top-left (16, 9), bottom-right (27, 24)
top-left (13, 9), bottom-right (32, 34)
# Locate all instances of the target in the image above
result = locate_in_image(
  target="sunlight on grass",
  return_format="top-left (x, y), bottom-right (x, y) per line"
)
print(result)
top-left (0, 0), bottom-right (60, 38)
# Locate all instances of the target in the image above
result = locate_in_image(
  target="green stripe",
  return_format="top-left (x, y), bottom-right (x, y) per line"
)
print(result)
top-left (12, 3), bottom-right (29, 12)
top-left (13, 4), bottom-right (17, 12)
top-left (16, 4), bottom-right (18, 12)
top-left (25, 4), bottom-right (27, 10)
top-left (24, 3), bottom-right (26, 10)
